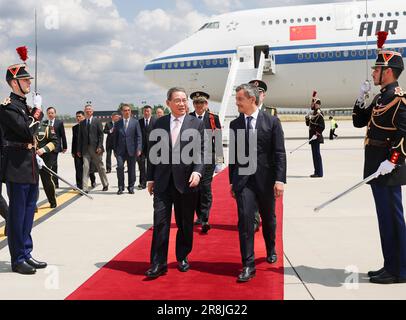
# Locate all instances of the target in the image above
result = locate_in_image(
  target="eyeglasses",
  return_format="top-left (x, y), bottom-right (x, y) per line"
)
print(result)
top-left (172, 99), bottom-right (188, 104)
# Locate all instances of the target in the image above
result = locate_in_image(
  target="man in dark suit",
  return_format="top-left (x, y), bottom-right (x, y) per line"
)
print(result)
top-left (72, 111), bottom-right (96, 189)
top-left (46, 107), bottom-right (67, 188)
top-left (103, 112), bottom-right (121, 173)
top-left (137, 105), bottom-right (156, 190)
top-left (229, 83), bottom-right (287, 282)
top-left (189, 91), bottom-right (223, 233)
top-left (145, 87), bottom-right (205, 278)
top-left (114, 104), bottom-right (142, 194)
top-left (77, 104), bottom-right (109, 193)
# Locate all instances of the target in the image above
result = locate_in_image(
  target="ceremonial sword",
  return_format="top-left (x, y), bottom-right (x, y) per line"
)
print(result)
top-left (290, 135), bottom-right (318, 154)
top-left (37, 156), bottom-right (93, 200)
top-left (314, 170), bottom-right (381, 212)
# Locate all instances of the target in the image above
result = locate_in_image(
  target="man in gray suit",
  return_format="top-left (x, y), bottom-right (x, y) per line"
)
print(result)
top-left (114, 104), bottom-right (142, 194)
top-left (77, 104), bottom-right (109, 193)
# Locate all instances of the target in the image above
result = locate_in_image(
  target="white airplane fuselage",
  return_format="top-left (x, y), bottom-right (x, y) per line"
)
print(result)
top-left (144, 0), bottom-right (406, 108)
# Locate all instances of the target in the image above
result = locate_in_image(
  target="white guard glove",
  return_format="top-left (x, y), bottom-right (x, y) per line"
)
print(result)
top-left (214, 163), bottom-right (223, 173)
top-left (378, 160), bottom-right (396, 176)
top-left (33, 93), bottom-right (42, 109)
top-left (36, 154), bottom-right (45, 169)
top-left (358, 81), bottom-right (371, 104)
top-left (310, 135), bottom-right (318, 141)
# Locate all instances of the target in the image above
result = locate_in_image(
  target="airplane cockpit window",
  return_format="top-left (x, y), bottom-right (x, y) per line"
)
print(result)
top-left (199, 22), bottom-right (220, 30)
top-left (199, 23), bottom-right (208, 30)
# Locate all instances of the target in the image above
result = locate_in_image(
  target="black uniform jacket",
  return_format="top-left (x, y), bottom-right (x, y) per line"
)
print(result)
top-left (190, 111), bottom-right (224, 164)
top-left (0, 93), bottom-right (41, 184)
top-left (353, 81), bottom-right (406, 186)
top-left (306, 109), bottom-right (325, 144)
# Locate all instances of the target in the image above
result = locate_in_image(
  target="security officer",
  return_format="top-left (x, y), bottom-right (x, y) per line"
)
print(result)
top-left (353, 45), bottom-right (406, 284)
top-left (0, 56), bottom-right (47, 275)
top-left (305, 97), bottom-right (325, 178)
top-left (190, 91), bottom-right (224, 233)
top-left (36, 121), bottom-right (58, 208)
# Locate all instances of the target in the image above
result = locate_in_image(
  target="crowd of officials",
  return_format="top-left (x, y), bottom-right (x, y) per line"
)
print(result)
top-left (2, 39), bottom-right (406, 285)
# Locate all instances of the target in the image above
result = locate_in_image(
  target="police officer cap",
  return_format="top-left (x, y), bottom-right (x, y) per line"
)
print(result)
top-left (249, 80), bottom-right (267, 92)
top-left (6, 64), bottom-right (33, 82)
top-left (190, 91), bottom-right (210, 102)
top-left (373, 50), bottom-right (404, 71)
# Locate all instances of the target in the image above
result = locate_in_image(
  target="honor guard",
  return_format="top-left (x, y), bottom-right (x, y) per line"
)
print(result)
top-left (353, 32), bottom-right (406, 284)
top-left (305, 97), bottom-right (325, 178)
top-left (190, 91), bottom-right (224, 233)
top-left (0, 47), bottom-right (47, 275)
top-left (36, 121), bottom-right (58, 208)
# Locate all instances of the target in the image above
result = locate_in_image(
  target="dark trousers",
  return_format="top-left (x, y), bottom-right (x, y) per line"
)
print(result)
top-left (6, 182), bottom-right (38, 267)
top-left (136, 154), bottom-right (147, 187)
top-left (106, 148), bottom-right (113, 172)
top-left (329, 129), bottom-right (337, 140)
top-left (40, 153), bottom-right (57, 206)
top-left (116, 153), bottom-right (136, 190)
top-left (51, 152), bottom-right (59, 187)
top-left (371, 184), bottom-right (406, 278)
top-left (196, 164), bottom-right (215, 223)
top-left (311, 142), bottom-right (323, 177)
top-left (74, 156), bottom-right (95, 189)
top-left (235, 179), bottom-right (276, 268)
top-left (150, 181), bottom-right (198, 265)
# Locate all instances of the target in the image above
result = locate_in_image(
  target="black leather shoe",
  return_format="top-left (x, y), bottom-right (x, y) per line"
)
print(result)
top-left (12, 261), bottom-right (36, 275)
top-left (368, 267), bottom-right (385, 278)
top-left (50, 203), bottom-right (57, 209)
top-left (128, 188), bottom-right (135, 194)
top-left (369, 270), bottom-right (405, 284)
top-left (178, 259), bottom-right (190, 272)
top-left (102, 186), bottom-right (109, 192)
top-left (310, 174), bottom-right (323, 178)
top-left (145, 264), bottom-right (167, 278)
top-left (194, 218), bottom-right (202, 225)
top-left (237, 267), bottom-right (256, 282)
top-left (266, 254), bottom-right (278, 264)
top-left (117, 189), bottom-right (124, 195)
top-left (201, 222), bottom-right (211, 234)
top-left (26, 258), bottom-right (47, 269)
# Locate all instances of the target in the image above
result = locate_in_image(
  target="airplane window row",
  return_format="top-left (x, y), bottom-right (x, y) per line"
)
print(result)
top-left (297, 47), bottom-right (404, 60)
top-left (160, 58), bottom-right (226, 69)
top-left (262, 16), bottom-right (331, 26)
top-left (199, 22), bottom-right (220, 30)
top-left (357, 11), bottom-right (406, 19)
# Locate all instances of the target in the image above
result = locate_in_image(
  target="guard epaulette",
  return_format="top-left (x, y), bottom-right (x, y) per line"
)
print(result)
top-left (395, 87), bottom-right (405, 97)
top-left (1, 97), bottom-right (11, 106)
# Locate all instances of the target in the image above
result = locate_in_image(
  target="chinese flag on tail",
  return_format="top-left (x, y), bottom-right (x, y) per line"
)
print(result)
top-left (290, 25), bottom-right (317, 41)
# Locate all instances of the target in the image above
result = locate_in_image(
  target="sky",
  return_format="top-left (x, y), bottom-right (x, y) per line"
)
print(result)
top-left (0, 0), bottom-right (357, 115)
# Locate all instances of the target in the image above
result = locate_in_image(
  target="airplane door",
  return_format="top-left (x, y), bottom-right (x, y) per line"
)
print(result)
top-left (237, 46), bottom-right (255, 68)
top-left (254, 45), bottom-right (269, 69)
top-left (334, 3), bottom-right (355, 30)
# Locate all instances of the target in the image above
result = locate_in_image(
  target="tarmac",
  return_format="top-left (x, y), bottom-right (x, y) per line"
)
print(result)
top-left (0, 120), bottom-right (405, 300)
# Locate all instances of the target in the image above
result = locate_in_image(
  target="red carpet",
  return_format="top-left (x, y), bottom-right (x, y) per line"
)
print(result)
top-left (67, 169), bottom-right (284, 300)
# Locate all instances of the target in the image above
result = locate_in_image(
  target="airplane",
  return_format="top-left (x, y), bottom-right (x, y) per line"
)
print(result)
top-left (144, 0), bottom-right (406, 121)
